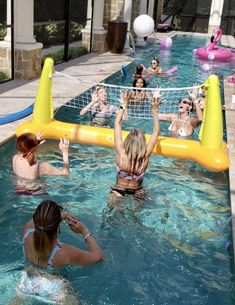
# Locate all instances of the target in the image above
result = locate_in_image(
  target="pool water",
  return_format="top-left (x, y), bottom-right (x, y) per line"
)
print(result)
top-left (0, 35), bottom-right (234, 305)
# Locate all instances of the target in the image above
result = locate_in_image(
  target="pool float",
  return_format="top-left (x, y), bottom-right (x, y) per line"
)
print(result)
top-left (16, 58), bottom-right (229, 172)
top-left (228, 77), bottom-right (235, 84)
top-left (0, 103), bottom-right (33, 125)
top-left (194, 27), bottom-right (233, 62)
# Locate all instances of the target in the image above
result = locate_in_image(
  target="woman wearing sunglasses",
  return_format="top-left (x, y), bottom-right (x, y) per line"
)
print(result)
top-left (157, 95), bottom-right (203, 137)
top-left (147, 57), bottom-right (163, 74)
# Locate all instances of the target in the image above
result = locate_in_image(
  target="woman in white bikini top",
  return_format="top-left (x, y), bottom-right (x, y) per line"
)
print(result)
top-left (158, 98), bottom-right (203, 137)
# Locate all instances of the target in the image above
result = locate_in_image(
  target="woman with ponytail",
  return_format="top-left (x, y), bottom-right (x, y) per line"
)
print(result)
top-left (109, 92), bottom-right (160, 201)
top-left (23, 200), bottom-right (104, 269)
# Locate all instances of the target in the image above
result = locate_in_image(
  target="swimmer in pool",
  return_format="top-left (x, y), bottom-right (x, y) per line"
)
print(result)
top-left (10, 200), bottom-right (104, 305)
top-left (147, 57), bottom-right (163, 74)
top-left (80, 85), bottom-right (117, 127)
top-left (157, 91), bottom-right (203, 137)
top-left (109, 91), bottom-right (160, 206)
top-left (12, 133), bottom-right (70, 194)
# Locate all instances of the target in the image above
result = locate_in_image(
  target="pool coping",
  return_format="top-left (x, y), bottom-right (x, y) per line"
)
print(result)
top-left (0, 31), bottom-right (235, 256)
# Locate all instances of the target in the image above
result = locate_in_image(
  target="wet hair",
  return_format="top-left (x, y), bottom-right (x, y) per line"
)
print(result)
top-left (16, 133), bottom-right (41, 158)
top-left (152, 57), bottom-right (160, 65)
top-left (132, 77), bottom-right (147, 88)
top-left (123, 128), bottom-right (146, 175)
top-left (134, 64), bottom-right (144, 77)
top-left (33, 200), bottom-right (62, 261)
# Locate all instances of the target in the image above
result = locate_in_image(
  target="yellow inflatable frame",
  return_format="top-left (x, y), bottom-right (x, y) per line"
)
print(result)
top-left (16, 58), bottom-right (229, 172)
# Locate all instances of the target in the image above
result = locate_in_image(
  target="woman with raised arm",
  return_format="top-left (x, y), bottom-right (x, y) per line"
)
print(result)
top-left (158, 95), bottom-right (203, 138)
top-left (80, 85), bottom-right (117, 127)
top-left (13, 200), bottom-right (104, 304)
top-left (109, 92), bottom-right (160, 201)
top-left (23, 200), bottom-right (104, 269)
top-left (12, 132), bottom-right (70, 194)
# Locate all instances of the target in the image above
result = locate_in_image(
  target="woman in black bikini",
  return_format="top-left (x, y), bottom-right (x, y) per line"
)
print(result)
top-left (109, 92), bottom-right (160, 205)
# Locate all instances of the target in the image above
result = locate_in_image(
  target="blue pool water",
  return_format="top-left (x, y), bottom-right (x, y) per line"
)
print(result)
top-left (0, 35), bottom-right (234, 305)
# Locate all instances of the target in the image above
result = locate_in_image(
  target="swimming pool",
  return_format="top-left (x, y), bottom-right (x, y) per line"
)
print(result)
top-left (0, 35), bottom-right (234, 305)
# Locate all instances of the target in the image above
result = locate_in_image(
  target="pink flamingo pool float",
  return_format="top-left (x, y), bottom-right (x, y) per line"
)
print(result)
top-left (194, 27), bottom-right (234, 62)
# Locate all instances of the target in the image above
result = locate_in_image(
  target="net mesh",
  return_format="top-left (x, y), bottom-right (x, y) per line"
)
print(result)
top-left (54, 71), bottom-right (201, 120)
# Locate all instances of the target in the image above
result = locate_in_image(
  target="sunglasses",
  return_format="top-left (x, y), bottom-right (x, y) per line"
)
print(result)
top-left (151, 62), bottom-right (157, 65)
top-left (178, 100), bottom-right (191, 105)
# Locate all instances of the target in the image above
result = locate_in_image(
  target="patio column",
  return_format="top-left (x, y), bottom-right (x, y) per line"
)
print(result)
top-left (0, 0), bottom-right (42, 80)
top-left (14, 0), bottom-right (36, 44)
top-left (135, 0), bottom-right (148, 46)
top-left (208, 0), bottom-right (224, 33)
top-left (123, 0), bottom-right (133, 50)
top-left (147, 0), bottom-right (155, 18)
top-left (82, 0), bottom-right (107, 52)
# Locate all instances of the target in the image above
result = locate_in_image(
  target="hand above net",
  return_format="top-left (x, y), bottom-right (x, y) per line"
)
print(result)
top-left (151, 97), bottom-right (161, 111)
top-left (120, 91), bottom-right (132, 108)
top-left (91, 90), bottom-right (99, 104)
top-left (188, 86), bottom-right (199, 100)
top-left (152, 88), bottom-right (164, 102)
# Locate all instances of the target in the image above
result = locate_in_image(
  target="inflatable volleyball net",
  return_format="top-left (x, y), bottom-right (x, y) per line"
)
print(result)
top-left (54, 71), bottom-right (200, 120)
top-left (16, 58), bottom-right (228, 171)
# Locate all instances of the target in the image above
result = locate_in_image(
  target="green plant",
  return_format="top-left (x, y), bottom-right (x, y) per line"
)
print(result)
top-left (41, 46), bottom-right (88, 65)
top-left (0, 71), bottom-right (8, 81)
top-left (0, 27), bottom-right (7, 40)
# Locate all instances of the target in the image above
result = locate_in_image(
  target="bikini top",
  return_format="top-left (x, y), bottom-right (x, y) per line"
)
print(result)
top-left (91, 105), bottom-right (116, 118)
top-left (13, 154), bottom-right (40, 179)
top-left (168, 116), bottom-right (192, 137)
top-left (117, 153), bottom-right (145, 181)
top-left (22, 228), bottom-right (62, 271)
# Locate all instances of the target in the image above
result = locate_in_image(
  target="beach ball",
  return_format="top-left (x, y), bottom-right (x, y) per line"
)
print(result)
top-left (193, 49), bottom-right (197, 55)
top-left (133, 15), bottom-right (154, 37)
top-left (202, 63), bottom-right (210, 71)
top-left (208, 53), bottom-right (215, 61)
top-left (160, 37), bottom-right (173, 49)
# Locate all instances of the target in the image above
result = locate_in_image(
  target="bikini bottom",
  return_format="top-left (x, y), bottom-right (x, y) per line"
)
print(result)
top-left (14, 186), bottom-right (47, 196)
top-left (111, 186), bottom-right (145, 199)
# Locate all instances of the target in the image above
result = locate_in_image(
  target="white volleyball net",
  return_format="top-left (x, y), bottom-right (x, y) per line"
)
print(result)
top-left (54, 71), bottom-right (202, 120)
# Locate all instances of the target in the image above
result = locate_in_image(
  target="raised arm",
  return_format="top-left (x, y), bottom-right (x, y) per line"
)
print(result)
top-left (64, 215), bottom-right (104, 266)
top-left (39, 138), bottom-right (70, 176)
top-left (80, 90), bottom-right (98, 116)
top-left (190, 99), bottom-right (203, 127)
top-left (114, 92), bottom-right (130, 155)
top-left (146, 98), bottom-right (160, 157)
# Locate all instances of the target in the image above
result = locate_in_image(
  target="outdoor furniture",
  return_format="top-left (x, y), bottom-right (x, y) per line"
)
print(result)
top-left (157, 15), bottom-right (173, 31)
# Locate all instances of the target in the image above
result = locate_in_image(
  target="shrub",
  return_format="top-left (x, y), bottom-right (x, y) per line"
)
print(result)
top-left (0, 71), bottom-right (8, 81)
top-left (41, 46), bottom-right (88, 65)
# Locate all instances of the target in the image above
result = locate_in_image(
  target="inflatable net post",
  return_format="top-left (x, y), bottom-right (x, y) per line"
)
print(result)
top-left (200, 74), bottom-right (223, 149)
top-left (33, 58), bottom-right (54, 124)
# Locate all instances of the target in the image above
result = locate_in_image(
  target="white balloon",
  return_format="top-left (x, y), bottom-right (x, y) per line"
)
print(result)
top-left (193, 48), bottom-right (197, 55)
top-left (160, 37), bottom-right (173, 49)
top-left (133, 15), bottom-right (155, 38)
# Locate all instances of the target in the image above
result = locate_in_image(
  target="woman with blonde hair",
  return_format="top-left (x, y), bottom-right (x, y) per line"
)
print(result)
top-left (80, 85), bottom-right (117, 127)
top-left (110, 92), bottom-right (160, 201)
